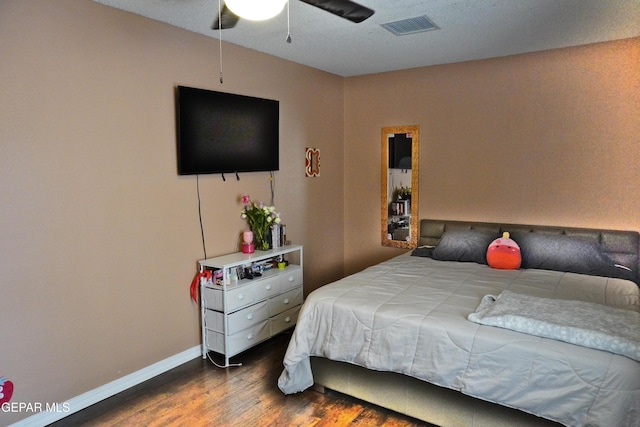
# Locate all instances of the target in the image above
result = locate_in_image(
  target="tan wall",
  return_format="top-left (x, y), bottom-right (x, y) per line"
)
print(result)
top-left (2, 0), bottom-right (639, 423)
top-left (344, 37), bottom-right (640, 274)
top-left (0, 1), bottom-right (344, 423)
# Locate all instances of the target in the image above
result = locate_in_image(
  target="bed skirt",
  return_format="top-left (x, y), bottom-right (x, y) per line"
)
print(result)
top-left (311, 357), bottom-right (561, 427)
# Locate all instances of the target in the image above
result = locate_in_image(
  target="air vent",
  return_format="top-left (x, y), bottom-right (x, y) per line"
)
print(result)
top-left (381, 15), bottom-right (439, 36)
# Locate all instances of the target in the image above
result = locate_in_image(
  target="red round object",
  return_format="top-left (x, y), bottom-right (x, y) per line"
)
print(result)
top-left (487, 235), bottom-right (521, 270)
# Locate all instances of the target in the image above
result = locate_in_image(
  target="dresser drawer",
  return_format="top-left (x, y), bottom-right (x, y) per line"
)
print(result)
top-left (204, 300), bottom-right (269, 335)
top-left (269, 287), bottom-right (303, 316)
top-left (206, 320), bottom-right (270, 357)
top-left (270, 306), bottom-right (300, 335)
top-left (203, 309), bottom-right (224, 333)
top-left (203, 284), bottom-right (255, 312)
top-left (253, 276), bottom-right (281, 301)
top-left (279, 267), bottom-right (303, 292)
top-left (226, 301), bottom-right (269, 334)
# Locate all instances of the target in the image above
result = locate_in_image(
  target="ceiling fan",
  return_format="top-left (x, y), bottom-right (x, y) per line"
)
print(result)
top-left (213, 0), bottom-right (375, 30)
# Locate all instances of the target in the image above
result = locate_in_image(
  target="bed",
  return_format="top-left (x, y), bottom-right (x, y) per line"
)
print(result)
top-left (278, 219), bottom-right (640, 427)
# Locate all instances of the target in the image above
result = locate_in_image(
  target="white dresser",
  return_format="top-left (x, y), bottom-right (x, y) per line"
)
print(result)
top-left (198, 245), bottom-right (303, 367)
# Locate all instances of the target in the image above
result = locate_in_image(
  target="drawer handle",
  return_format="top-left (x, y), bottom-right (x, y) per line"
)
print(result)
top-left (284, 316), bottom-right (291, 323)
top-left (287, 276), bottom-right (294, 282)
top-left (265, 284), bottom-right (272, 290)
top-left (247, 333), bottom-right (254, 340)
top-left (237, 294), bottom-right (245, 300)
top-left (247, 313), bottom-right (254, 320)
top-left (283, 298), bottom-right (290, 305)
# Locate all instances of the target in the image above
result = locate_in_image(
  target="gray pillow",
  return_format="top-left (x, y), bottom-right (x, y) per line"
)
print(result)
top-left (411, 245), bottom-right (434, 258)
top-left (511, 232), bottom-right (634, 281)
top-left (431, 229), bottom-right (500, 265)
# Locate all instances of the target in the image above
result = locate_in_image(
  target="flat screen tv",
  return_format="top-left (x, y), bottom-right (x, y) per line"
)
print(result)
top-left (176, 86), bottom-right (279, 175)
top-left (388, 133), bottom-right (412, 169)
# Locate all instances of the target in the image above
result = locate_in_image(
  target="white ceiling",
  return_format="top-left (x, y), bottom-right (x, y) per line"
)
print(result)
top-left (93, 0), bottom-right (640, 77)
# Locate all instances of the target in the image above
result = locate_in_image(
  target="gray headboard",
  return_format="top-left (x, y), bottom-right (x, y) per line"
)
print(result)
top-left (419, 219), bottom-right (640, 285)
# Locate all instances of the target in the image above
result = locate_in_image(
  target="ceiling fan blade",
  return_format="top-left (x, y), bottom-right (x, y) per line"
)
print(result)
top-left (212, 4), bottom-right (240, 30)
top-left (298, 0), bottom-right (374, 23)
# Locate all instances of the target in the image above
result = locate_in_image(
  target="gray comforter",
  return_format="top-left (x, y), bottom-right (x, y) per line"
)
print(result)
top-left (278, 254), bottom-right (640, 427)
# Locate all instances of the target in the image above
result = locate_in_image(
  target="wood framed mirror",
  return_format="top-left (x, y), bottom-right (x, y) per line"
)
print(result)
top-left (381, 125), bottom-right (419, 248)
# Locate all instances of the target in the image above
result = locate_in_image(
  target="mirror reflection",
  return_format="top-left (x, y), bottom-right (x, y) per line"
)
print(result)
top-left (381, 125), bottom-right (419, 248)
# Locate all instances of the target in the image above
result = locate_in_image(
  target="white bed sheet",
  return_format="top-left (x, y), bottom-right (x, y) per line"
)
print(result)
top-left (278, 254), bottom-right (640, 427)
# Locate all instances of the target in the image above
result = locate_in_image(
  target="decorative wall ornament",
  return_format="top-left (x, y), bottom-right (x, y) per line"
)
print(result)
top-left (305, 147), bottom-right (320, 177)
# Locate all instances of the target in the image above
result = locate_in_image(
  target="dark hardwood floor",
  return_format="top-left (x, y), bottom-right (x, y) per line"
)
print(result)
top-left (49, 332), bottom-right (433, 426)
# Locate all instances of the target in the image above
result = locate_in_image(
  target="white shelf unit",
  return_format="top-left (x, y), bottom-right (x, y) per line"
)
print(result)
top-left (198, 245), bottom-right (303, 367)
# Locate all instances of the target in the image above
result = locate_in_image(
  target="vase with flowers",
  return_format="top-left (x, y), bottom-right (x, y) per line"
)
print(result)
top-left (240, 195), bottom-right (281, 251)
top-left (395, 186), bottom-right (412, 201)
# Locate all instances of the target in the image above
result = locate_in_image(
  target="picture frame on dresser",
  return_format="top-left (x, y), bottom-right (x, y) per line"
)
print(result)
top-left (198, 245), bottom-right (303, 367)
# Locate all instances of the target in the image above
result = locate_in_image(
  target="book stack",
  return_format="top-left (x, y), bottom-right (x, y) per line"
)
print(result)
top-left (270, 224), bottom-right (287, 248)
top-left (390, 200), bottom-right (410, 216)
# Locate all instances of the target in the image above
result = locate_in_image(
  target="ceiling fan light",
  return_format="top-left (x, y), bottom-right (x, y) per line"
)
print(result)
top-left (225, 0), bottom-right (288, 21)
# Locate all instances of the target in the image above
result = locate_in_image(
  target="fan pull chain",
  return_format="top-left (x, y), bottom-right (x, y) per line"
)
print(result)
top-left (286, 0), bottom-right (292, 43)
top-left (218, 0), bottom-right (224, 83)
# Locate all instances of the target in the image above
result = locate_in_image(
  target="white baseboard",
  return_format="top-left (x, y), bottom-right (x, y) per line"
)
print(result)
top-left (10, 345), bottom-right (201, 427)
